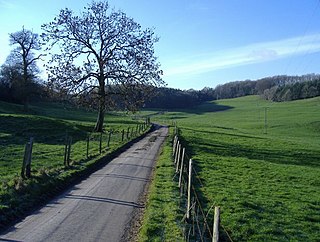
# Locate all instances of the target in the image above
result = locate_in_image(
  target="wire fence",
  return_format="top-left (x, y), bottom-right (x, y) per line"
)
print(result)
top-left (1, 120), bottom-right (151, 181)
top-left (172, 125), bottom-right (233, 242)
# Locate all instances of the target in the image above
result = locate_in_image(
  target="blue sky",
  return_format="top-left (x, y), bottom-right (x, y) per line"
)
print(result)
top-left (1, 0), bottom-right (320, 90)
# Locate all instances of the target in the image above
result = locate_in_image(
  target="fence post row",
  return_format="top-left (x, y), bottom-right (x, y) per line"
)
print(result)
top-left (173, 129), bottom-right (222, 242)
top-left (21, 137), bottom-right (34, 178)
top-left (19, 124), bottom-right (151, 179)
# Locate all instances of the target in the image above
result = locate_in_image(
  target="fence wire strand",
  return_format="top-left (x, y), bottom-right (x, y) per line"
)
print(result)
top-left (173, 128), bottom-right (233, 242)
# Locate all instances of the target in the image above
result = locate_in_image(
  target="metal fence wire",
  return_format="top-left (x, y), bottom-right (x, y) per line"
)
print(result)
top-left (172, 126), bottom-right (233, 242)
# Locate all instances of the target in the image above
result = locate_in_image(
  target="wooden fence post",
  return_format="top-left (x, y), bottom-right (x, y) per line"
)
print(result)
top-left (21, 137), bottom-right (33, 178)
top-left (174, 140), bottom-right (180, 164)
top-left (187, 159), bottom-right (192, 220)
top-left (107, 131), bottom-right (111, 148)
top-left (176, 144), bottom-right (181, 172)
top-left (178, 147), bottom-right (185, 188)
top-left (127, 127), bottom-right (130, 139)
top-left (21, 143), bottom-right (28, 178)
top-left (213, 207), bottom-right (220, 242)
top-left (99, 133), bottom-right (102, 154)
top-left (122, 129), bottom-right (125, 142)
top-left (86, 136), bottom-right (89, 159)
top-left (64, 135), bottom-right (68, 166)
top-left (66, 137), bottom-right (72, 167)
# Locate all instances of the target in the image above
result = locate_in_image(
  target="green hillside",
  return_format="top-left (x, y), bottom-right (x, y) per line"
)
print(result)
top-left (152, 95), bottom-right (320, 241)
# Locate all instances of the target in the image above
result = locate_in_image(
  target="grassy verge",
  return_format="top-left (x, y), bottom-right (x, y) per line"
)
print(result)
top-left (138, 128), bottom-right (184, 242)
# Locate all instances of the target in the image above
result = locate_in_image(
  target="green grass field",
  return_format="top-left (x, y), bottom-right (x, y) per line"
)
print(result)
top-left (0, 101), bottom-right (149, 229)
top-left (150, 95), bottom-right (320, 241)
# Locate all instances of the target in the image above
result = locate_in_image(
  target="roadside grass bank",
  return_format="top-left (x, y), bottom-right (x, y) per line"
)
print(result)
top-left (0, 101), bottom-right (151, 231)
top-left (150, 95), bottom-right (320, 241)
top-left (138, 127), bottom-right (184, 242)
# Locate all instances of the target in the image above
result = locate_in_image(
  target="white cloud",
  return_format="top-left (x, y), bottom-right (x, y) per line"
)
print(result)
top-left (164, 33), bottom-right (320, 77)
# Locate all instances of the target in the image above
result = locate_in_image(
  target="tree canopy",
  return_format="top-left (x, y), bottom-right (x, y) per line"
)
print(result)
top-left (41, 1), bottom-right (163, 131)
top-left (3, 27), bottom-right (43, 109)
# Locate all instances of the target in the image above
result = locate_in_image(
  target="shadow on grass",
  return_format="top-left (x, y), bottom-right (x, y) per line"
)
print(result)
top-left (189, 133), bottom-right (320, 168)
top-left (200, 140), bottom-right (318, 167)
top-left (174, 102), bottom-right (234, 115)
top-left (182, 127), bottom-right (267, 140)
top-left (0, 115), bottom-right (88, 146)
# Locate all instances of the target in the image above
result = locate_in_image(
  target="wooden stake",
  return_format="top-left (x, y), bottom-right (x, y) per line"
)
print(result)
top-left (86, 136), bottom-right (89, 159)
top-left (176, 144), bottom-right (181, 173)
top-left (127, 127), bottom-right (130, 139)
top-left (99, 132), bottom-right (102, 154)
top-left (178, 147), bottom-right (185, 188)
top-left (213, 207), bottom-right (220, 242)
top-left (21, 137), bottom-right (33, 178)
top-left (187, 159), bottom-right (192, 220)
top-left (172, 136), bottom-right (177, 156)
top-left (67, 137), bottom-right (72, 166)
top-left (174, 141), bottom-right (180, 164)
top-left (107, 131), bottom-right (111, 148)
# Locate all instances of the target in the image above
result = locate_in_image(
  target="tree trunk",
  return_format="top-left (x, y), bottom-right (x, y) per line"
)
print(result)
top-left (94, 83), bottom-right (106, 132)
top-left (94, 105), bottom-right (105, 132)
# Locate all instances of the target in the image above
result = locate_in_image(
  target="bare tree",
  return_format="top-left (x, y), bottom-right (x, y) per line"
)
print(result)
top-left (9, 27), bottom-right (43, 110)
top-left (41, 1), bottom-right (164, 132)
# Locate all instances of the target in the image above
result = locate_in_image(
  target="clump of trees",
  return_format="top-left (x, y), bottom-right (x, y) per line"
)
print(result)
top-left (263, 79), bottom-right (320, 101)
top-left (0, 27), bottom-right (44, 109)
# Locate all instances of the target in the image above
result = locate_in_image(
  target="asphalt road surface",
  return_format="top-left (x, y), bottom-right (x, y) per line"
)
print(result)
top-left (0, 125), bottom-right (168, 242)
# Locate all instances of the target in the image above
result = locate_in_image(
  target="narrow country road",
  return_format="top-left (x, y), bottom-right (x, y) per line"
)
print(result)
top-left (0, 125), bottom-right (168, 242)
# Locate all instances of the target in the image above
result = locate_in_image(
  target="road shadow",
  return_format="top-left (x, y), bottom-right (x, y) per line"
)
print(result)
top-left (90, 173), bottom-right (150, 182)
top-left (65, 194), bottom-right (144, 208)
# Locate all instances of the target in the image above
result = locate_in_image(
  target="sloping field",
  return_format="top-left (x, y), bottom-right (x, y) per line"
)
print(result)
top-left (152, 95), bottom-right (320, 241)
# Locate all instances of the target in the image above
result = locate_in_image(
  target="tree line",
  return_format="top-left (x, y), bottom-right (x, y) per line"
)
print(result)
top-left (213, 74), bottom-right (320, 102)
top-left (144, 73), bottom-right (320, 109)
